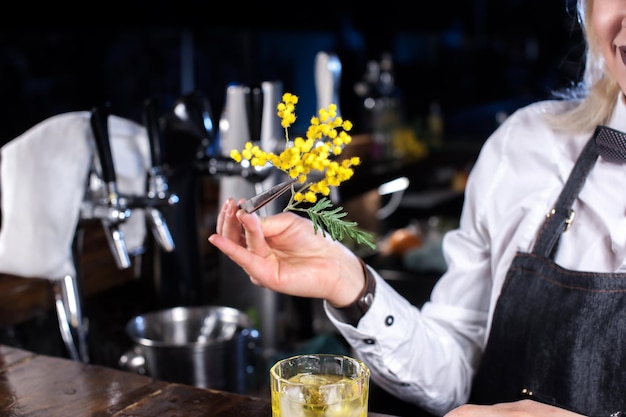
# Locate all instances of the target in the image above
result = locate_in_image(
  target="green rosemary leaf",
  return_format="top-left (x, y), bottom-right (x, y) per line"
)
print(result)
top-left (305, 198), bottom-right (377, 250)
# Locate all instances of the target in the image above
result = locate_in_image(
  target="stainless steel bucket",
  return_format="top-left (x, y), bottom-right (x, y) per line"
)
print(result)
top-left (121, 306), bottom-right (260, 394)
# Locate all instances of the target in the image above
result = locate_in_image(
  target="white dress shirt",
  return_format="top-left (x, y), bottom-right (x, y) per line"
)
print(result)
top-left (325, 94), bottom-right (626, 415)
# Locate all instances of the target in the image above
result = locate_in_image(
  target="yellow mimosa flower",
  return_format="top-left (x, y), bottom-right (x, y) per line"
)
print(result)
top-left (228, 91), bottom-right (375, 249)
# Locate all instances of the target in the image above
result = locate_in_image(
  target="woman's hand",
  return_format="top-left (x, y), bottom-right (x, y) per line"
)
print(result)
top-left (445, 400), bottom-right (585, 417)
top-left (208, 198), bottom-right (365, 307)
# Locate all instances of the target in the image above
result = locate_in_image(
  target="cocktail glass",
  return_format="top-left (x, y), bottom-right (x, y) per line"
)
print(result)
top-left (269, 353), bottom-right (370, 417)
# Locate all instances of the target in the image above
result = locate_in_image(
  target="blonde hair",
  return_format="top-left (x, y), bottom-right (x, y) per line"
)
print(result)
top-left (546, 0), bottom-right (619, 133)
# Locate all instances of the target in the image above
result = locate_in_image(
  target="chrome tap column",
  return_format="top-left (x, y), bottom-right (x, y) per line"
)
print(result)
top-left (217, 82), bottom-right (286, 360)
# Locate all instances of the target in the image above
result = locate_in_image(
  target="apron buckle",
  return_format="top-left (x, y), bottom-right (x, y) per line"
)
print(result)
top-left (546, 208), bottom-right (576, 232)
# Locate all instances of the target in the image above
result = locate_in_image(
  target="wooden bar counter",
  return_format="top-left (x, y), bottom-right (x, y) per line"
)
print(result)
top-left (0, 344), bottom-right (396, 417)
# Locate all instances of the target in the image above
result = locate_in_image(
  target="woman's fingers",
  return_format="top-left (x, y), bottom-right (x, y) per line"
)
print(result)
top-left (237, 210), bottom-right (273, 258)
top-left (215, 198), bottom-right (232, 235)
top-left (216, 198), bottom-right (246, 244)
top-left (208, 231), bottom-right (261, 271)
top-left (209, 203), bottom-right (275, 276)
top-left (215, 198), bottom-right (274, 259)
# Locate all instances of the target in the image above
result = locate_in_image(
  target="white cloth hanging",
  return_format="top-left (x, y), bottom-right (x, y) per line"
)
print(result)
top-left (0, 111), bottom-right (150, 280)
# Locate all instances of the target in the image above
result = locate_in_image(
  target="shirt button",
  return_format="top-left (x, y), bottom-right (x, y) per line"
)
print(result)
top-left (385, 315), bottom-right (394, 326)
top-left (364, 339), bottom-right (375, 345)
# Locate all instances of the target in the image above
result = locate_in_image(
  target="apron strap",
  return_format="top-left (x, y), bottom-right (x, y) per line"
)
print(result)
top-left (532, 127), bottom-right (601, 258)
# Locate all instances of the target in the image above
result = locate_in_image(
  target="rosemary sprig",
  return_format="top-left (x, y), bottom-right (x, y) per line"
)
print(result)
top-left (291, 197), bottom-right (377, 250)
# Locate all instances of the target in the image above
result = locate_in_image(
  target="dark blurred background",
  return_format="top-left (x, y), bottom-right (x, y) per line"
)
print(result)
top-left (0, 0), bottom-right (583, 146)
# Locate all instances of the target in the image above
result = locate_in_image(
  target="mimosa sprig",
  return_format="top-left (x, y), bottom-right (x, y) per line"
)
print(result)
top-left (230, 93), bottom-right (376, 249)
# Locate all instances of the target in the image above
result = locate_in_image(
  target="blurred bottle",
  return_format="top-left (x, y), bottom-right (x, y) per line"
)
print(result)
top-left (427, 101), bottom-right (444, 147)
top-left (354, 52), bottom-right (404, 161)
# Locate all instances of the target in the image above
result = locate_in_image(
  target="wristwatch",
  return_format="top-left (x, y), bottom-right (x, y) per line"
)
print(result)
top-left (335, 259), bottom-right (376, 326)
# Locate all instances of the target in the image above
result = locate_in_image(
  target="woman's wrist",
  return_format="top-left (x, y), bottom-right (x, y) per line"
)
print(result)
top-left (332, 259), bottom-right (377, 326)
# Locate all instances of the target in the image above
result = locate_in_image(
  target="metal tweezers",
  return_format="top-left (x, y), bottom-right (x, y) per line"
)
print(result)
top-left (237, 178), bottom-right (297, 213)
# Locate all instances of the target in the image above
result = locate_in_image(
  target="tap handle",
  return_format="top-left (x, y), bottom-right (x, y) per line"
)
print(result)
top-left (161, 91), bottom-right (218, 166)
top-left (90, 104), bottom-right (117, 184)
top-left (142, 96), bottom-right (176, 252)
top-left (143, 96), bottom-right (164, 168)
top-left (90, 104), bottom-right (132, 269)
top-left (183, 91), bottom-right (218, 159)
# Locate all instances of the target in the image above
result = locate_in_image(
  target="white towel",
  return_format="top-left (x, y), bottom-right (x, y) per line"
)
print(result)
top-left (0, 111), bottom-right (150, 280)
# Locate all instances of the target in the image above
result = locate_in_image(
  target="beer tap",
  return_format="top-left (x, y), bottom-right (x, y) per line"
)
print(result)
top-left (142, 97), bottom-right (177, 252)
top-left (85, 105), bottom-right (132, 269)
top-left (156, 91), bottom-right (221, 307)
top-left (170, 90), bottom-right (271, 182)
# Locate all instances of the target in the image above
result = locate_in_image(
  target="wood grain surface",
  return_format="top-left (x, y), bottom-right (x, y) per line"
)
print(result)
top-left (0, 344), bottom-right (397, 417)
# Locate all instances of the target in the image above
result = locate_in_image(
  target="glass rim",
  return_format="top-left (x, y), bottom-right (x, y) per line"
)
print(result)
top-left (269, 353), bottom-right (370, 386)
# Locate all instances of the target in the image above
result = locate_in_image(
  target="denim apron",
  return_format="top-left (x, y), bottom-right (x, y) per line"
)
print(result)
top-left (469, 129), bottom-right (626, 416)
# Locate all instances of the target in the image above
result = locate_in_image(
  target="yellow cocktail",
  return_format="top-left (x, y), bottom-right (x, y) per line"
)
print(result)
top-left (270, 354), bottom-right (370, 417)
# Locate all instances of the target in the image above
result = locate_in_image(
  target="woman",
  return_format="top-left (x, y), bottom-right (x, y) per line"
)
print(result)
top-left (209, 0), bottom-right (626, 415)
